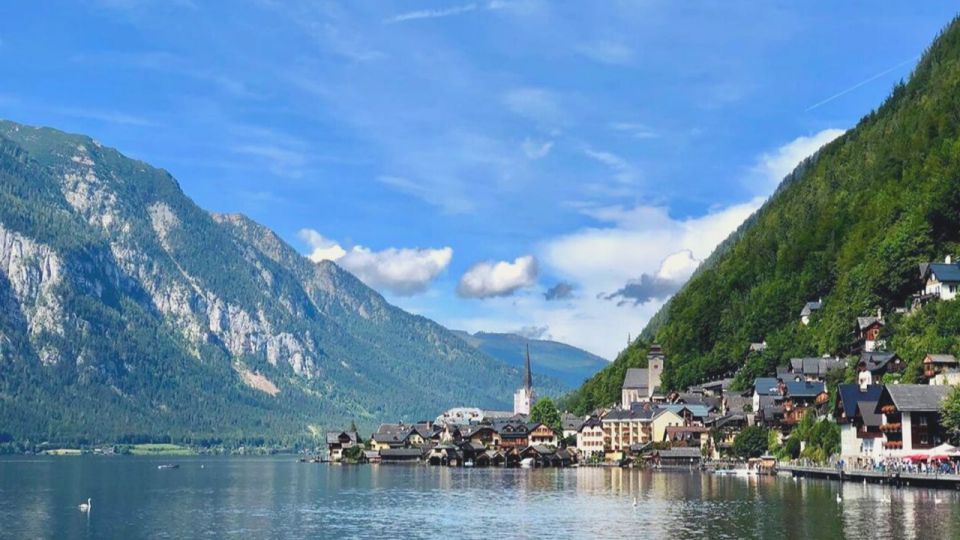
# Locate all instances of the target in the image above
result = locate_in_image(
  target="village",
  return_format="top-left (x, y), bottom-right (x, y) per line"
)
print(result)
top-left (320, 257), bottom-right (960, 477)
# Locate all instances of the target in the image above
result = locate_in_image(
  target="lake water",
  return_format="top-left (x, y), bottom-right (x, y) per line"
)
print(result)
top-left (1, 456), bottom-right (959, 539)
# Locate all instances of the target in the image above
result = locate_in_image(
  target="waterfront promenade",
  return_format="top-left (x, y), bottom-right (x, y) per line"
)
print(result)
top-left (781, 463), bottom-right (960, 489)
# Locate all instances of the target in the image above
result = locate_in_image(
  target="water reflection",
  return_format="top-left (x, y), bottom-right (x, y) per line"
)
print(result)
top-left (1, 457), bottom-right (959, 539)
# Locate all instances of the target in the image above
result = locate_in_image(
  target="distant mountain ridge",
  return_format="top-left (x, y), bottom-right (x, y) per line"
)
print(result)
top-left (452, 331), bottom-right (609, 388)
top-left (0, 119), bottom-right (563, 446)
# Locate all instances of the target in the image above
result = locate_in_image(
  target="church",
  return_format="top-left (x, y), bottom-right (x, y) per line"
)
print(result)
top-left (513, 345), bottom-right (536, 415)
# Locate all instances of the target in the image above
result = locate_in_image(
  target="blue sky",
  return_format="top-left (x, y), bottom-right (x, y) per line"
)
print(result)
top-left (1, 2), bottom-right (956, 358)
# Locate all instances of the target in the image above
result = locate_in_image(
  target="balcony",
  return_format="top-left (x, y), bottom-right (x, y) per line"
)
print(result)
top-left (879, 423), bottom-right (902, 433)
top-left (883, 440), bottom-right (903, 449)
top-left (880, 405), bottom-right (897, 415)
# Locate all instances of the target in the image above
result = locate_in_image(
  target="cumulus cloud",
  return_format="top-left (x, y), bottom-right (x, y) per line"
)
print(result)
top-left (750, 128), bottom-right (845, 193)
top-left (605, 250), bottom-right (700, 306)
top-left (544, 281), bottom-right (575, 301)
top-left (457, 255), bottom-right (539, 298)
top-left (298, 228), bottom-right (452, 296)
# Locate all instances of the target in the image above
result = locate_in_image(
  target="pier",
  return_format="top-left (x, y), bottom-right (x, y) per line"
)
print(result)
top-left (780, 464), bottom-right (960, 490)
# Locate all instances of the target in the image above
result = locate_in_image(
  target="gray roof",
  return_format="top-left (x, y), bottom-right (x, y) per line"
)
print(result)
top-left (800, 301), bottom-right (822, 317)
top-left (561, 413), bottom-right (583, 431)
top-left (857, 316), bottom-right (883, 330)
top-left (326, 431), bottom-right (358, 444)
top-left (578, 416), bottom-right (602, 431)
top-left (790, 357), bottom-right (847, 378)
top-left (724, 394), bottom-right (751, 413)
top-left (856, 401), bottom-right (882, 428)
top-left (623, 368), bottom-right (649, 390)
top-left (923, 262), bottom-right (960, 283)
top-left (884, 384), bottom-right (951, 412)
top-left (859, 352), bottom-right (899, 373)
top-left (925, 354), bottom-right (958, 365)
top-left (379, 448), bottom-right (424, 458)
top-left (658, 447), bottom-right (703, 459)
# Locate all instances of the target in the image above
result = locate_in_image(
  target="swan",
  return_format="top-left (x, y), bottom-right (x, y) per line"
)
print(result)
top-left (632, 497), bottom-right (638, 507)
top-left (935, 497), bottom-right (943, 504)
top-left (78, 498), bottom-right (91, 513)
top-left (836, 493), bottom-right (842, 503)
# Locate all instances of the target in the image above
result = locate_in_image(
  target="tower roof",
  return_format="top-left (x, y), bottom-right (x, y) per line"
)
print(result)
top-left (524, 344), bottom-right (533, 389)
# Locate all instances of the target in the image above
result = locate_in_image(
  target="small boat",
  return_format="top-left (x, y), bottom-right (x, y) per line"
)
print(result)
top-left (464, 460), bottom-right (474, 468)
top-left (520, 457), bottom-right (535, 469)
top-left (157, 464), bottom-right (180, 470)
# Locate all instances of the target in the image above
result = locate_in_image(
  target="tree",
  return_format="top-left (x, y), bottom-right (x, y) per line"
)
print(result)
top-left (941, 384), bottom-right (960, 445)
top-left (529, 397), bottom-right (562, 434)
top-left (733, 426), bottom-right (769, 459)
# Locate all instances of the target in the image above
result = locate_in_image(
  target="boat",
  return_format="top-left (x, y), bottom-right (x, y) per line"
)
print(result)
top-left (520, 457), bottom-right (535, 468)
top-left (712, 467), bottom-right (758, 477)
top-left (157, 464), bottom-right (180, 470)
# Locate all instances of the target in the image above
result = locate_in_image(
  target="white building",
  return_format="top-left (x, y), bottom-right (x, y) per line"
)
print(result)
top-left (920, 256), bottom-right (960, 301)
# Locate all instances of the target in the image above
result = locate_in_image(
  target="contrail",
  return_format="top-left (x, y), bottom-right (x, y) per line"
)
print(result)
top-left (805, 56), bottom-right (919, 112)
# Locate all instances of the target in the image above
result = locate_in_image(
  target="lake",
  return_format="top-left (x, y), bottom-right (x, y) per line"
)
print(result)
top-left (1, 456), bottom-right (958, 539)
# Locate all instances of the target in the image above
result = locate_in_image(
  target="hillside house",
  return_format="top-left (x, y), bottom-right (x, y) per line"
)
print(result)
top-left (781, 381), bottom-right (827, 427)
top-left (856, 352), bottom-right (904, 386)
top-left (919, 256), bottom-right (960, 301)
top-left (800, 300), bottom-right (822, 325)
top-left (786, 357), bottom-right (847, 382)
top-left (876, 384), bottom-right (950, 455)
top-left (856, 311), bottom-right (886, 353)
top-left (924, 354), bottom-right (960, 384)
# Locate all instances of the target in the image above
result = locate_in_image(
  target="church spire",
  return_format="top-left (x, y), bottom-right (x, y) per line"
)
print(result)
top-left (524, 343), bottom-right (533, 390)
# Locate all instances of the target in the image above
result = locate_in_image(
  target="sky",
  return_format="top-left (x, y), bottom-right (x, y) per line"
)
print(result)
top-left (0, 2), bottom-right (957, 359)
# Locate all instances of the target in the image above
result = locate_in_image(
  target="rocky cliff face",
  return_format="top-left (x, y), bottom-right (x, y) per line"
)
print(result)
top-left (0, 120), bottom-right (560, 443)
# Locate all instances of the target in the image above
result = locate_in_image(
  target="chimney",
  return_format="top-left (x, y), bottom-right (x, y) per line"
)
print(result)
top-left (947, 255), bottom-right (953, 264)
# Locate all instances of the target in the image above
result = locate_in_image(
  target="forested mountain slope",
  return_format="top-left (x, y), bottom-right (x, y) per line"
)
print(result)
top-left (0, 120), bottom-right (561, 447)
top-left (569, 17), bottom-right (960, 410)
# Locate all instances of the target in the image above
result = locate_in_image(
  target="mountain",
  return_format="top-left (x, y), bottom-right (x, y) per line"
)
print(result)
top-left (567, 16), bottom-right (960, 413)
top-left (0, 120), bottom-right (562, 447)
top-left (451, 331), bottom-right (609, 388)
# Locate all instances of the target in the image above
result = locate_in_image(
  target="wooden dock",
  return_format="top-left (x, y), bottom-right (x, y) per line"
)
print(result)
top-left (780, 464), bottom-right (960, 489)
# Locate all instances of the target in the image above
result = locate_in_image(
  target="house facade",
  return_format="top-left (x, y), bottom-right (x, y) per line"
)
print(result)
top-left (620, 345), bottom-right (665, 408)
top-left (576, 417), bottom-right (604, 458)
top-left (325, 431), bottom-right (359, 462)
top-left (834, 384), bottom-right (883, 460)
top-left (876, 384), bottom-right (951, 455)
top-left (919, 256), bottom-right (960, 301)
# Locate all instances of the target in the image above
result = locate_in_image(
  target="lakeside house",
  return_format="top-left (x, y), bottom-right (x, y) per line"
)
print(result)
top-left (325, 431), bottom-right (360, 462)
top-left (876, 384), bottom-right (951, 455)
top-left (834, 384), bottom-right (884, 460)
top-left (576, 417), bottom-right (604, 460)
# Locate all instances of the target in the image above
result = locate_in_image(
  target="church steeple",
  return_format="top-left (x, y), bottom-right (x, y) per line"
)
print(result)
top-left (524, 343), bottom-right (533, 390)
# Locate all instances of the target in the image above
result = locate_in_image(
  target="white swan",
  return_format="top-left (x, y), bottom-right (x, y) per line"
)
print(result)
top-left (78, 498), bottom-right (91, 513)
top-left (836, 493), bottom-right (842, 503)
top-left (632, 497), bottom-right (638, 507)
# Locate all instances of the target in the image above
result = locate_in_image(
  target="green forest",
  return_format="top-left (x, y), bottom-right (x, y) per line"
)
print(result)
top-left (570, 16), bottom-right (960, 408)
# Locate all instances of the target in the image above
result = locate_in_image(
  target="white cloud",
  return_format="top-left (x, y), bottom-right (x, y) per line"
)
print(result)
top-left (457, 255), bottom-right (539, 298)
top-left (610, 121), bottom-right (659, 139)
top-left (522, 138), bottom-right (554, 160)
top-left (298, 229), bottom-right (452, 296)
top-left (750, 128), bottom-right (845, 193)
top-left (384, 3), bottom-right (478, 24)
top-left (583, 148), bottom-right (639, 185)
